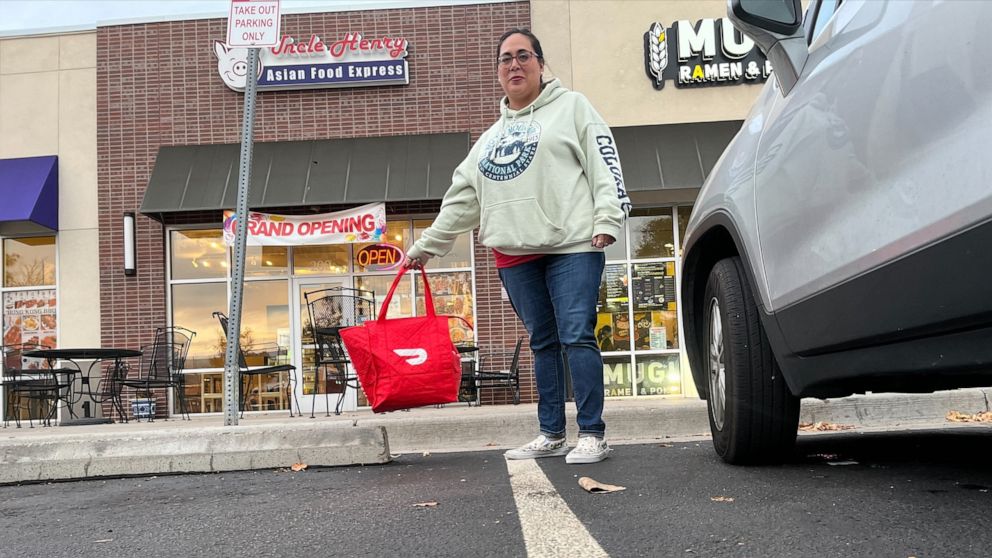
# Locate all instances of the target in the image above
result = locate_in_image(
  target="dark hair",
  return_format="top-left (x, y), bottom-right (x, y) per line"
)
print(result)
top-left (496, 27), bottom-right (544, 62)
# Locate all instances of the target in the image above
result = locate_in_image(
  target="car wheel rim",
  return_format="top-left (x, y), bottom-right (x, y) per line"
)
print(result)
top-left (708, 297), bottom-right (726, 431)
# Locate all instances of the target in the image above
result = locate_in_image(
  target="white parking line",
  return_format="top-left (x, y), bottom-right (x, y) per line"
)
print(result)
top-left (505, 458), bottom-right (609, 558)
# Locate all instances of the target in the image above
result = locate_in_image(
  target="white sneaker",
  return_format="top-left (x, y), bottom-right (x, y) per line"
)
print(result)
top-left (565, 436), bottom-right (611, 464)
top-left (504, 435), bottom-right (570, 460)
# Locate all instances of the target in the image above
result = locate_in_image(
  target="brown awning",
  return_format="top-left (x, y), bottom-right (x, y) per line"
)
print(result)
top-left (613, 120), bottom-right (742, 191)
top-left (140, 133), bottom-right (470, 218)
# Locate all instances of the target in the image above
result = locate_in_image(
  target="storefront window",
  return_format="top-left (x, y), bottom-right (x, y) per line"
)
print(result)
top-left (677, 206), bottom-right (692, 256)
top-left (245, 246), bottom-right (289, 277)
top-left (635, 354), bottom-right (682, 396)
top-left (597, 263), bottom-right (630, 352)
top-left (604, 232), bottom-right (627, 262)
top-left (177, 372), bottom-right (222, 414)
top-left (355, 274), bottom-right (412, 319)
top-left (293, 244), bottom-right (350, 275)
top-left (171, 282), bottom-right (226, 370)
top-left (631, 262), bottom-right (679, 350)
top-left (4, 237), bottom-right (56, 287)
top-left (629, 210), bottom-right (676, 259)
top-left (171, 230), bottom-right (226, 280)
top-left (168, 216), bottom-right (474, 414)
top-left (415, 271), bottom-right (474, 344)
top-left (414, 219), bottom-right (472, 269)
top-left (2, 236), bottom-right (58, 422)
top-left (3, 290), bottom-right (57, 350)
top-left (603, 356), bottom-right (633, 397)
top-left (241, 280), bottom-right (290, 362)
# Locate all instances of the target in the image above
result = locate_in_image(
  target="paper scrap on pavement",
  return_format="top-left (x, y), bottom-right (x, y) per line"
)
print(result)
top-left (658, 443), bottom-right (674, 448)
top-left (799, 421), bottom-right (856, 432)
top-left (413, 501), bottom-right (439, 507)
top-left (946, 410), bottom-right (992, 423)
top-left (578, 477), bottom-right (626, 494)
top-left (710, 496), bottom-right (735, 502)
top-left (291, 463), bottom-right (308, 472)
top-left (827, 460), bottom-right (859, 466)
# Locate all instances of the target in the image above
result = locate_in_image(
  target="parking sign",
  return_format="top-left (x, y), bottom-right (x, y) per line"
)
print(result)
top-left (227, 0), bottom-right (281, 47)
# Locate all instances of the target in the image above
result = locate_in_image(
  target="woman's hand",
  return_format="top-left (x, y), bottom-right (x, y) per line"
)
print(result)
top-left (403, 255), bottom-right (425, 270)
top-left (591, 234), bottom-right (616, 249)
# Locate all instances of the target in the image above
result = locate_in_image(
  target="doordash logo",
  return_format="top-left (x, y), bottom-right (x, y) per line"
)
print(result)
top-left (394, 348), bottom-right (427, 366)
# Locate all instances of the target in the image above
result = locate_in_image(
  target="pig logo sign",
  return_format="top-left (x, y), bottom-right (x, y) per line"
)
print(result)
top-left (214, 42), bottom-right (265, 90)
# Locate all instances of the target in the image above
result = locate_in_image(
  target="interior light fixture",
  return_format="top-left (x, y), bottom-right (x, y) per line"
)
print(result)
top-left (123, 211), bottom-right (137, 276)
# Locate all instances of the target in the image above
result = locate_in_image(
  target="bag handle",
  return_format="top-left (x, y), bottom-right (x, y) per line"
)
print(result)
top-left (378, 266), bottom-right (435, 322)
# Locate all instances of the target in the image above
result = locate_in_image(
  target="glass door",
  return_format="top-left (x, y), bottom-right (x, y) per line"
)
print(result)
top-left (293, 277), bottom-right (356, 415)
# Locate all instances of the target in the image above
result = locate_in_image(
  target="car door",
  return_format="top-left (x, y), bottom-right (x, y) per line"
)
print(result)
top-left (752, 0), bottom-right (992, 355)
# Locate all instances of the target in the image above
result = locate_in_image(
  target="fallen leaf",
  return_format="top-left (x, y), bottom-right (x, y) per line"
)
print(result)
top-left (422, 451), bottom-right (432, 457)
top-left (658, 443), bottom-right (674, 448)
top-left (413, 501), bottom-right (439, 507)
top-left (291, 463), bottom-right (308, 472)
top-left (799, 421), bottom-right (856, 432)
top-left (710, 496), bottom-right (735, 503)
top-left (945, 410), bottom-right (992, 423)
top-left (578, 477), bottom-right (627, 494)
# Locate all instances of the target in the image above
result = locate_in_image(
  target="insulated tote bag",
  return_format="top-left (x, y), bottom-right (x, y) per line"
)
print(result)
top-left (339, 267), bottom-right (462, 413)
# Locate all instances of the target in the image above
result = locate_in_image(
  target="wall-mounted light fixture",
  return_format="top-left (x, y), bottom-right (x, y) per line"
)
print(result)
top-left (123, 211), bottom-right (136, 276)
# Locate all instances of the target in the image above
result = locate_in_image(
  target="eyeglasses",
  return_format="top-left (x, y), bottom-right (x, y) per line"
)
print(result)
top-left (497, 50), bottom-right (538, 67)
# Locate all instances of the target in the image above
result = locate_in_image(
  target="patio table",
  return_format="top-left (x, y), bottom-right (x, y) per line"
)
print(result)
top-left (22, 348), bottom-right (142, 425)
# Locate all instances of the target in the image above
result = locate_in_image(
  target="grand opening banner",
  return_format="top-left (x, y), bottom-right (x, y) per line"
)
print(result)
top-left (223, 202), bottom-right (386, 246)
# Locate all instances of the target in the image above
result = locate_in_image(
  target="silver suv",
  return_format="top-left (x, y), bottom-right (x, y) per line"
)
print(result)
top-left (681, 0), bottom-right (992, 464)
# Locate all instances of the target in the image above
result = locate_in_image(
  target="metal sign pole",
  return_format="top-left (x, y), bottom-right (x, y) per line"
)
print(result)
top-left (223, 47), bottom-right (260, 426)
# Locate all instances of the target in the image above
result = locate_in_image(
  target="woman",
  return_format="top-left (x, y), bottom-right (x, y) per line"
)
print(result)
top-left (405, 28), bottom-right (630, 464)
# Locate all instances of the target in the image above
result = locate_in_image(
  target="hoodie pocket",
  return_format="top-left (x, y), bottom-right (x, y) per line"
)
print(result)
top-left (479, 198), bottom-right (567, 249)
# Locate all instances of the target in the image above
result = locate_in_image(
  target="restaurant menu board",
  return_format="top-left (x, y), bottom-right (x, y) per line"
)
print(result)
top-left (632, 262), bottom-right (676, 310)
top-left (3, 289), bottom-right (57, 368)
top-left (604, 264), bottom-right (629, 308)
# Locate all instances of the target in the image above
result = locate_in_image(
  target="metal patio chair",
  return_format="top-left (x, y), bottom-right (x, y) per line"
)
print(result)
top-left (303, 287), bottom-right (376, 416)
top-left (1, 343), bottom-right (62, 428)
top-left (119, 326), bottom-right (195, 421)
top-left (212, 312), bottom-right (301, 417)
top-left (473, 337), bottom-right (524, 405)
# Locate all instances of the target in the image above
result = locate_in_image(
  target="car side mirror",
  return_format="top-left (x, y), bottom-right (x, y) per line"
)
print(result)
top-left (728, 0), bottom-right (808, 95)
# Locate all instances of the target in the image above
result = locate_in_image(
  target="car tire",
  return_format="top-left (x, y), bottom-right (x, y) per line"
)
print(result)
top-left (703, 257), bottom-right (799, 464)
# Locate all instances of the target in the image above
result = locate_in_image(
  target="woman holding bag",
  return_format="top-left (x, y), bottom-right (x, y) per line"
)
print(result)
top-left (404, 28), bottom-right (630, 464)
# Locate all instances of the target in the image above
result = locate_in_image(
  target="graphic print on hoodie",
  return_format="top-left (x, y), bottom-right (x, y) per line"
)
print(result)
top-left (478, 120), bottom-right (542, 181)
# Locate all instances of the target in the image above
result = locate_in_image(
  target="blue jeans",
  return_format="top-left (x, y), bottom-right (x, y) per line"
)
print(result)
top-left (498, 252), bottom-right (606, 438)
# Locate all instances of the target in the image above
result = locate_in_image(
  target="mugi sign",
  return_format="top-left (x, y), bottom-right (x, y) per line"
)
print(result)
top-left (644, 18), bottom-right (772, 89)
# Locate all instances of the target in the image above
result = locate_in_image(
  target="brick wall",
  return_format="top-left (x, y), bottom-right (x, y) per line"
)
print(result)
top-left (97, 2), bottom-right (532, 416)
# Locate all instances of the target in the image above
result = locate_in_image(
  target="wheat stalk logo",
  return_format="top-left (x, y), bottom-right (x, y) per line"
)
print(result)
top-left (644, 22), bottom-right (669, 90)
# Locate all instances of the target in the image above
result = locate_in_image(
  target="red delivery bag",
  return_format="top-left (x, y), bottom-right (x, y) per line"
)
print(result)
top-left (339, 267), bottom-right (462, 413)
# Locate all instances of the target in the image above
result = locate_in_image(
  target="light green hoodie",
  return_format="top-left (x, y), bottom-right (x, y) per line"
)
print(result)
top-left (407, 79), bottom-right (631, 260)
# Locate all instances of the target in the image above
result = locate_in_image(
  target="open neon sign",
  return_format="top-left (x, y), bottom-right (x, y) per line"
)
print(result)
top-left (356, 244), bottom-right (403, 271)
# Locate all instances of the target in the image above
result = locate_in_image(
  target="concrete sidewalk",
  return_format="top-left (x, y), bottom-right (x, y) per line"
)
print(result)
top-left (2, 388), bottom-right (990, 485)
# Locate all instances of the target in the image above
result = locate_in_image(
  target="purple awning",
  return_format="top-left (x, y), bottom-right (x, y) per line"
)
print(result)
top-left (0, 155), bottom-right (58, 235)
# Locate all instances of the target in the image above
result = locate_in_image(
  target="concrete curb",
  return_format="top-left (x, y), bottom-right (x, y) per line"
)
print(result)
top-left (1, 388), bottom-right (988, 483)
top-left (0, 423), bottom-right (390, 485)
top-left (365, 388), bottom-right (992, 453)
top-left (801, 387), bottom-right (992, 426)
